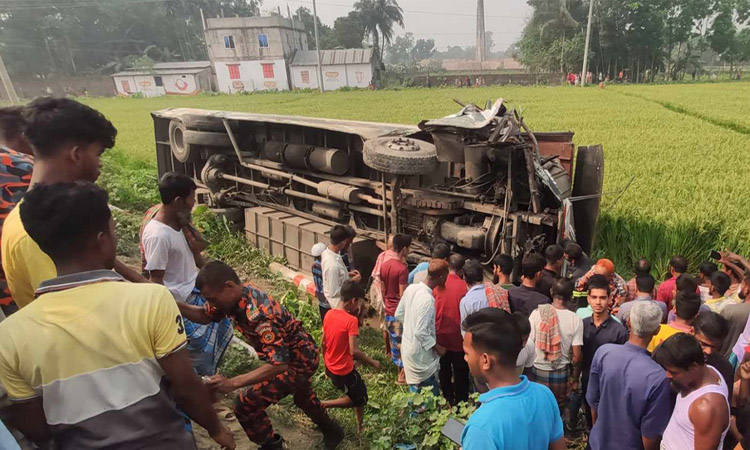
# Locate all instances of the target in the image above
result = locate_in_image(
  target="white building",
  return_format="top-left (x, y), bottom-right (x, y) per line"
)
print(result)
top-left (204, 16), bottom-right (307, 93)
top-left (112, 61), bottom-right (212, 97)
top-left (289, 49), bottom-right (380, 91)
top-left (213, 59), bottom-right (290, 93)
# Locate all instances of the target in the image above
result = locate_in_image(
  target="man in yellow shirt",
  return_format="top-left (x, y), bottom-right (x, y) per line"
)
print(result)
top-left (0, 182), bottom-right (234, 449)
top-left (648, 291), bottom-right (701, 352)
top-left (705, 271), bottom-right (738, 313)
top-left (1, 97), bottom-right (145, 309)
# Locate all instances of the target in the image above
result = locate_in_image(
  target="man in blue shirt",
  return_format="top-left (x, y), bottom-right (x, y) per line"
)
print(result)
top-left (459, 260), bottom-right (496, 335)
top-left (460, 308), bottom-right (565, 450)
top-left (586, 301), bottom-right (672, 450)
top-left (408, 243), bottom-right (450, 284)
top-left (311, 242), bottom-right (330, 321)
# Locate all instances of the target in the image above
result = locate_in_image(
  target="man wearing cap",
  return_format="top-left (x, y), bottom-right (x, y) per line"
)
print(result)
top-left (311, 242), bottom-right (330, 321)
top-left (322, 225), bottom-right (361, 311)
top-left (574, 259), bottom-right (628, 308)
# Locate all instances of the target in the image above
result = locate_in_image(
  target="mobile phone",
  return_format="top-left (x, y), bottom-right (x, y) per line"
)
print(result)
top-left (440, 417), bottom-right (465, 445)
top-left (710, 250), bottom-right (721, 260)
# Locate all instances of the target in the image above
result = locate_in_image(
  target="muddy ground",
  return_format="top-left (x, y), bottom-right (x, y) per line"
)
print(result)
top-left (192, 398), bottom-right (323, 450)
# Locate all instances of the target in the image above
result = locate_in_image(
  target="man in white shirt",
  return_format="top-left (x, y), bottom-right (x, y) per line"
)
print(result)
top-left (322, 225), bottom-right (360, 309)
top-left (528, 278), bottom-right (583, 411)
top-left (395, 259), bottom-right (448, 395)
top-left (141, 172), bottom-right (232, 376)
top-left (513, 312), bottom-right (536, 377)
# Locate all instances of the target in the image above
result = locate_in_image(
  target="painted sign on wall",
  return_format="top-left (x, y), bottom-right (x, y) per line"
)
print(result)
top-left (175, 79), bottom-right (189, 91)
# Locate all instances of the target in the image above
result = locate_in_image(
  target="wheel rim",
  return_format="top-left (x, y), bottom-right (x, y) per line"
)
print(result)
top-left (173, 126), bottom-right (185, 155)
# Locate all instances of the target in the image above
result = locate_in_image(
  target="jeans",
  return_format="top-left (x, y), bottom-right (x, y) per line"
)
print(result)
top-left (409, 372), bottom-right (440, 397)
top-left (566, 377), bottom-right (592, 429)
top-left (439, 351), bottom-right (470, 405)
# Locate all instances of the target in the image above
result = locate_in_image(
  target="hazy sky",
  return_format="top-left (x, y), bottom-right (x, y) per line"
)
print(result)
top-left (260, 0), bottom-right (532, 52)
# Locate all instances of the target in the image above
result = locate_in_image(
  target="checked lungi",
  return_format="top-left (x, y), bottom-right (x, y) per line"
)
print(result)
top-left (530, 366), bottom-right (570, 411)
top-left (184, 289), bottom-right (233, 376)
top-left (385, 315), bottom-right (403, 368)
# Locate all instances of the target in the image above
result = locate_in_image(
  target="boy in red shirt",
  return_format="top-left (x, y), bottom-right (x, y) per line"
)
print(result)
top-left (321, 280), bottom-right (381, 431)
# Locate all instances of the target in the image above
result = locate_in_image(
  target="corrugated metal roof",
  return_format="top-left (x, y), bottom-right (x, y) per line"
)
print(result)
top-left (111, 61), bottom-right (211, 77)
top-left (291, 48), bottom-right (374, 66)
top-left (152, 61), bottom-right (211, 70)
top-left (112, 67), bottom-right (209, 77)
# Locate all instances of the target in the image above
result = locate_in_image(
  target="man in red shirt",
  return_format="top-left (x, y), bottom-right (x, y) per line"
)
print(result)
top-left (433, 253), bottom-right (469, 405)
top-left (379, 233), bottom-right (411, 384)
top-left (656, 255), bottom-right (688, 311)
top-left (321, 280), bottom-right (380, 431)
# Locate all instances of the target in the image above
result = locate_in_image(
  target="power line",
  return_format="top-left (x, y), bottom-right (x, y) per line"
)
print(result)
top-left (0, 0), bottom-right (168, 11)
top-left (284, 0), bottom-right (529, 19)
top-left (3, 0), bottom-right (529, 20)
top-left (409, 31), bottom-right (521, 36)
top-left (0, 43), bottom-right (161, 55)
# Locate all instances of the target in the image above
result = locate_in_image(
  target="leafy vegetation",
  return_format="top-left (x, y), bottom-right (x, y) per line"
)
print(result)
top-left (354, 0), bottom-right (405, 61)
top-left (363, 390), bottom-right (477, 450)
top-left (0, 0), bottom-right (401, 77)
top-left (0, 0), bottom-right (261, 76)
top-left (517, 0), bottom-right (750, 80)
top-left (218, 344), bottom-right (262, 379)
top-left (112, 209), bottom-right (142, 258)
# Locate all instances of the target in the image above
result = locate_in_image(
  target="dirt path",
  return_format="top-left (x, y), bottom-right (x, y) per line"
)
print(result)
top-left (189, 274), bottom-right (326, 450)
top-left (193, 398), bottom-right (323, 450)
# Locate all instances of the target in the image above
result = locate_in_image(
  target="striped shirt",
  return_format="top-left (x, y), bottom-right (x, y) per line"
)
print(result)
top-left (312, 258), bottom-right (329, 308)
top-left (0, 270), bottom-right (194, 449)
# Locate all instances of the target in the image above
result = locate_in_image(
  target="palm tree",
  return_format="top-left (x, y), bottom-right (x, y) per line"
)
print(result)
top-left (354, 0), bottom-right (404, 60)
top-left (528, 0), bottom-right (579, 72)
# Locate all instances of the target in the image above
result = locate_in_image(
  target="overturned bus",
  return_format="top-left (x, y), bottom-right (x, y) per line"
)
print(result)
top-left (151, 99), bottom-right (603, 278)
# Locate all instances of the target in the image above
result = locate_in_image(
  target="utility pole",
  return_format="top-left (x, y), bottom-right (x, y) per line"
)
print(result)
top-left (312, 0), bottom-right (325, 93)
top-left (288, 4), bottom-right (299, 50)
top-left (476, 0), bottom-right (486, 62)
top-left (581, 0), bottom-right (595, 86)
top-left (0, 54), bottom-right (18, 104)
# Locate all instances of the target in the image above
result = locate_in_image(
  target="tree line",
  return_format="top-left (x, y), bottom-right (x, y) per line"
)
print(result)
top-left (0, 0), bottom-right (410, 77)
top-left (517, 0), bottom-right (750, 81)
top-left (0, 0), bottom-right (261, 76)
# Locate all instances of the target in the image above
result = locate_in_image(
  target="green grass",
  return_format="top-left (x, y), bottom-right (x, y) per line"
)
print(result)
top-left (611, 83), bottom-right (750, 134)
top-left (82, 81), bottom-right (750, 276)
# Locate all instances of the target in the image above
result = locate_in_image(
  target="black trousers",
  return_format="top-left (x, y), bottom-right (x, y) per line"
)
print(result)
top-left (319, 304), bottom-right (330, 323)
top-left (439, 350), bottom-right (470, 406)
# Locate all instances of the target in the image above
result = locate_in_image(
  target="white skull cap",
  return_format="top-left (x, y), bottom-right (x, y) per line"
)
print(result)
top-left (311, 242), bottom-right (327, 257)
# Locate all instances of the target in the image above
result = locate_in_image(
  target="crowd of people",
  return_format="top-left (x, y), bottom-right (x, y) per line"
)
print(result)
top-left (0, 98), bottom-right (355, 450)
top-left (0, 97), bottom-right (750, 450)
top-left (339, 236), bottom-right (750, 450)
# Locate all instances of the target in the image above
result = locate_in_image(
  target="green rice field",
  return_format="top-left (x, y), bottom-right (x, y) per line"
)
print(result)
top-left (81, 81), bottom-right (750, 277)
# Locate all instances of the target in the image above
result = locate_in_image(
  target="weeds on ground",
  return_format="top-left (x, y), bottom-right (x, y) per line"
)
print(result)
top-left (100, 150), bottom-right (159, 212)
top-left (363, 390), bottom-right (477, 450)
top-left (112, 209), bottom-right (142, 258)
top-left (192, 205), bottom-right (279, 279)
top-left (218, 345), bottom-right (261, 379)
